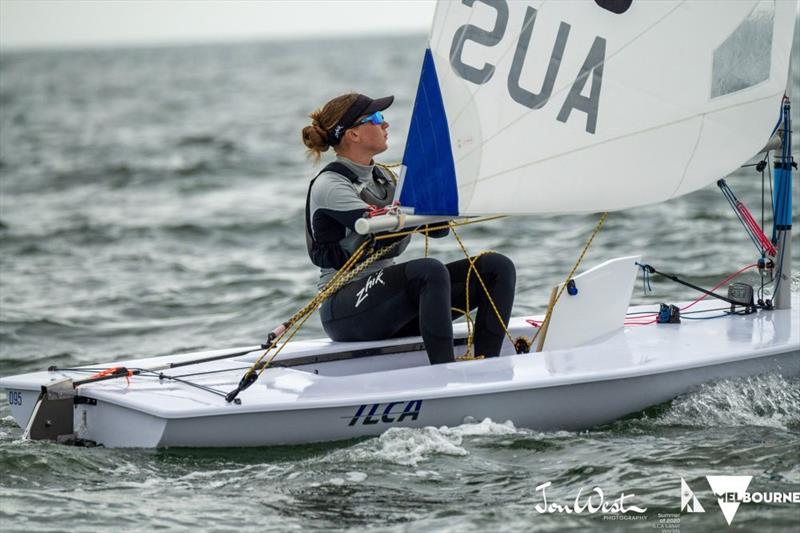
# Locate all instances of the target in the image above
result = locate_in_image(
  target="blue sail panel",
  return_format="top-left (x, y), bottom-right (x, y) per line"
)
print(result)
top-left (400, 49), bottom-right (459, 216)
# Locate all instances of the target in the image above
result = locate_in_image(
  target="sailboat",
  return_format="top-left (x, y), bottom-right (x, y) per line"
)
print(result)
top-left (2, 0), bottom-right (797, 447)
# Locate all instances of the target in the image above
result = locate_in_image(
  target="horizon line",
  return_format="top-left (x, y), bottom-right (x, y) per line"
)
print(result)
top-left (0, 28), bottom-right (429, 54)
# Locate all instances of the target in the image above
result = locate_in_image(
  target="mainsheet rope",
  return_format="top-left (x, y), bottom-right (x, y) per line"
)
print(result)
top-left (233, 161), bottom-right (610, 401)
top-left (225, 214), bottom-right (518, 402)
top-left (234, 210), bottom-right (609, 391)
top-left (529, 212), bottom-right (608, 350)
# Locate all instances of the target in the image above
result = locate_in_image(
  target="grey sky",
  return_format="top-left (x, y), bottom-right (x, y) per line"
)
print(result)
top-left (0, 0), bottom-right (436, 50)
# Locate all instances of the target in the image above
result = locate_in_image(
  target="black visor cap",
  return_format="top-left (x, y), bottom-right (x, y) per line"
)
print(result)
top-left (360, 95), bottom-right (394, 116)
top-left (328, 94), bottom-right (394, 146)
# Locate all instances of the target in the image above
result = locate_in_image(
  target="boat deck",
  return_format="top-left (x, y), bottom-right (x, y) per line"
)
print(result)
top-left (3, 296), bottom-right (798, 421)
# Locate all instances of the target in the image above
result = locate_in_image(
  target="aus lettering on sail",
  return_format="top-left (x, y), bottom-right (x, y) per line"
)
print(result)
top-left (449, 0), bottom-right (609, 134)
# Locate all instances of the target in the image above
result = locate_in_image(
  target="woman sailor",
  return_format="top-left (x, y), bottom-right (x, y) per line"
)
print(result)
top-left (301, 93), bottom-right (516, 365)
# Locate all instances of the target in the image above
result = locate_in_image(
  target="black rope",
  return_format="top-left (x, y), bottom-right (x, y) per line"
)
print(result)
top-left (625, 305), bottom-right (732, 317)
top-left (681, 312), bottom-right (739, 321)
top-left (771, 226), bottom-right (788, 300)
top-left (225, 332), bottom-right (280, 404)
top-left (637, 263), bottom-right (750, 308)
top-left (768, 160), bottom-right (774, 216)
top-left (639, 263), bottom-right (652, 294)
top-left (47, 345), bottom-right (263, 393)
top-left (169, 366), bottom-right (252, 379)
top-left (137, 369), bottom-right (231, 399)
top-left (47, 367), bottom-right (114, 374)
top-left (48, 364), bottom-right (243, 403)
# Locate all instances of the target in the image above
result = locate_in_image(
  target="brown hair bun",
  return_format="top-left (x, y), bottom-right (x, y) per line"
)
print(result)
top-left (301, 122), bottom-right (329, 153)
top-left (301, 93), bottom-right (359, 164)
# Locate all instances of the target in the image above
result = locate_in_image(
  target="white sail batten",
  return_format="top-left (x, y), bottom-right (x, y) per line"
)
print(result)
top-left (398, 0), bottom-right (796, 216)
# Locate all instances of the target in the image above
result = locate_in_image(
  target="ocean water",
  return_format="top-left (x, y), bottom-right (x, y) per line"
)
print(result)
top-left (1, 34), bottom-right (799, 532)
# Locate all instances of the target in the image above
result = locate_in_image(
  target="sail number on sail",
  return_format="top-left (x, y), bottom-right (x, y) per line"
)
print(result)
top-left (449, 0), bottom-right (609, 134)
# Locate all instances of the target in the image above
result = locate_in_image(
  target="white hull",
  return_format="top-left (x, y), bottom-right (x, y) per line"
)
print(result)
top-left (2, 294), bottom-right (798, 448)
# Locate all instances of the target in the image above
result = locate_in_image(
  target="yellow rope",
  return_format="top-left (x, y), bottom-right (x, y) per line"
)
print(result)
top-left (242, 174), bottom-right (503, 377)
top-left (375, 163), bottom-right (399, 184)
top-left (462, 251), bottom-right (488, 350)
top-left (450, 306), bottom-right (475, 357)
top-left (531, 212), bottom-right (608, 349)
top-left (234, 160), bottom-right (611, 387)
top-left (260, 241), bottom-right (401, 375)
top-left (450, 226), bottom-right (517, 353)
top-left (249, 217), bottom-right (507, 372)
top-left (456, 353), bottom-right (485, 361)
top-left (242, 209), bottom-right (607, 382)
top-left (244, 238), bottom-right (402, 378)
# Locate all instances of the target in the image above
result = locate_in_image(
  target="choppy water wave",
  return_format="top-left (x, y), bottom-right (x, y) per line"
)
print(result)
top-left (332, 418), bottom-right (521, 466)
top-left (0, 218), bottom-right (296, 249)
top-left (656, 374), bottom-right (800, 430)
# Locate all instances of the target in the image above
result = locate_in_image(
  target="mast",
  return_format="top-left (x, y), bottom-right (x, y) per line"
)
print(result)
top-left (772, 16), bottom-right (794, 310)
top-left (772, 98), bottom-right (793, 309)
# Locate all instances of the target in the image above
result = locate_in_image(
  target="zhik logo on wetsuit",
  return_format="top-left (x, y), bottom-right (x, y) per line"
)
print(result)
top-left (355, 270), bottom-right (385, 308)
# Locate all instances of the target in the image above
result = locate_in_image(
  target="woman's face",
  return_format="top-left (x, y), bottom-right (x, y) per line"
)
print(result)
top-left (353, 115), bottom-right (390, 155)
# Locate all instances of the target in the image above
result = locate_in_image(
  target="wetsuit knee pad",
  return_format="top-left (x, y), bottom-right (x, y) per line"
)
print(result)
top-left (404, 257), bottom-right (450, 286)
top-left (477, 252), bottom-right (516, 280)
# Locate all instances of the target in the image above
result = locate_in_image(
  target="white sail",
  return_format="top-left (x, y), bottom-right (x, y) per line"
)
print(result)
top-left (398, 0), bottom-right (797, 216)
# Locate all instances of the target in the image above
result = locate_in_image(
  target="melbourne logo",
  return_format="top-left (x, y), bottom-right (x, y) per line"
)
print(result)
top-left (681, 475), bottom-right (800, 525)
top-left (355, 270), bottom-right (385, 308)
top-left (706, 475), bottom-right (752, 526)
top-left (680, 478), bottom-right (705, 513)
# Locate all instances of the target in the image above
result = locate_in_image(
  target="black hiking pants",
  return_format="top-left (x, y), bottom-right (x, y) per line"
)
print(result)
top-left (320, 253), bottom-right (516, 365)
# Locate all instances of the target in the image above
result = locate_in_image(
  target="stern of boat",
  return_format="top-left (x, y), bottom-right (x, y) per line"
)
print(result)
top-left (1, 372), bottom-right (169, 447)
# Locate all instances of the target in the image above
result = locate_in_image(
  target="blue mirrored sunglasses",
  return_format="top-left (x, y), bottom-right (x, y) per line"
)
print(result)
top-left (356, 111), bottom-right (386, 126)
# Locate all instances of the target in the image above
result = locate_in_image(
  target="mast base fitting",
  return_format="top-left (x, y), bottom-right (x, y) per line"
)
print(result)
top-left (656, 304), bottom-right (681, 324)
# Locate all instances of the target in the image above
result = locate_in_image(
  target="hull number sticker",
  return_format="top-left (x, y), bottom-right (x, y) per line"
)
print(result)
top-left (7, 391), bottom-right (23, 406)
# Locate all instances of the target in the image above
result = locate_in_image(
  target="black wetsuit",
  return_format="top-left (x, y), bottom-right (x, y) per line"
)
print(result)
top-left (307, 156), bottom-right (516, 365)
top-left (320, 254), bottom-right (516, 364)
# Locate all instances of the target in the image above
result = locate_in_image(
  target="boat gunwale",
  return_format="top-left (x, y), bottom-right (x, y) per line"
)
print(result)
top-left (2, 296), bottom-right (797, 421)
